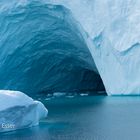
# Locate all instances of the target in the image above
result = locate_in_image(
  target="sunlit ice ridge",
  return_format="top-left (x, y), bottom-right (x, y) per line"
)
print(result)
top-left (0, 0), bottom-right (140, 95)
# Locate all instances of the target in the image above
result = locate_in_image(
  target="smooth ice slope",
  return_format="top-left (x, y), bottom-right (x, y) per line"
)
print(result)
top-left (48, 0), bottom-right (140, 95)
top-left (0, 0), bottom-right (104, 95)
top-left (0, 90), bottom-right (48, 132)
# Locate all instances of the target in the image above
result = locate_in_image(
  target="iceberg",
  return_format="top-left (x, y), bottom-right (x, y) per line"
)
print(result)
top-left (0, 90), bottom-right (48, 132)
top-left (1, 0), bottom-right (139, 95)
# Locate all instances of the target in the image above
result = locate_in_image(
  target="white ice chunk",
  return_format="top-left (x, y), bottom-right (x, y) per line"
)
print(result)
top-left (0, 90), bottom-right (48, 132)
top-left (53, 92), bottom-right (66, 97)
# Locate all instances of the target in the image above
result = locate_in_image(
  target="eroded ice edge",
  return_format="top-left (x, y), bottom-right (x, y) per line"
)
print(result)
top-left (0, 90), bottom-right (48, 132)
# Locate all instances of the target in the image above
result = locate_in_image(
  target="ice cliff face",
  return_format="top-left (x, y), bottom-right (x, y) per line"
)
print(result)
top-left (0, 0), bottom-right (104, 95)
top-left (1, 0), bottom-right (139, 95)
top-left (0, 90), bottom-right (48, 132)
top-left (48, 0), bottom-right (140, 95)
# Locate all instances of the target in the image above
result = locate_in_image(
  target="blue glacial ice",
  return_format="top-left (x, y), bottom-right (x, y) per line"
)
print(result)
top-left (1, 0), bottom-right (139, 95)
top-left (0, 90), bottom-right (48, 132)
top-left (0, 0), bottom-right (104, 95)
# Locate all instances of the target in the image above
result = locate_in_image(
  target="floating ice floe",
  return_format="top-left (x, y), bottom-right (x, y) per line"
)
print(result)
top-left (0, 90), bottom-right (48, 132)
top-left (53, 92), bottom-right (66, 97)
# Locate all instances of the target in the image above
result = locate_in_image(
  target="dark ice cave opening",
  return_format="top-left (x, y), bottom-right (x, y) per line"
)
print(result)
top-left (0, 3), bottom-right (106, 96)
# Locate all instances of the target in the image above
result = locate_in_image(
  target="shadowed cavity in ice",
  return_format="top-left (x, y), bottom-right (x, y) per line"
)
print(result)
top-left (0, 1), bottom-right (105, 95)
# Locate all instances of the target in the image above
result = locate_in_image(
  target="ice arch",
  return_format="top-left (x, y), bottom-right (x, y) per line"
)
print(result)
top-left (0, 1), bottom-right (105, 95)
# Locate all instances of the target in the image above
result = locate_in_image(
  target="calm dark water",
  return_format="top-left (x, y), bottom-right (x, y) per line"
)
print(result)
top-left (1, 95), bottom-right (140, 140)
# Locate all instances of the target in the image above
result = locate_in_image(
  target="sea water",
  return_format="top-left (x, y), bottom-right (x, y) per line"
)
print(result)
top-left (1, 95), bottom-right (140, 140)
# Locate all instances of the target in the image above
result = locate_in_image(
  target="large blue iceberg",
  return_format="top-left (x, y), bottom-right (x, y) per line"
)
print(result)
top-left (1, 0), bottom-right (139, 95)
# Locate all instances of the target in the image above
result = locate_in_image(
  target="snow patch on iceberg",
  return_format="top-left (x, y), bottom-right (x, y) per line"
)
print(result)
top-left (0, 90), bottom-right (48, 132)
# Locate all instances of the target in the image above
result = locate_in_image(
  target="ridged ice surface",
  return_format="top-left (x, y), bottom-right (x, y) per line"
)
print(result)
top-left (0, 0), bottom-right (104, 95)
top-left (1, 0), bottom-right (139, 95)
top-left (48, 0), bottom-right (140, 95)
top-left (0, 90), bottom-right (48, 132)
